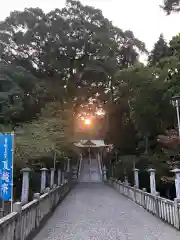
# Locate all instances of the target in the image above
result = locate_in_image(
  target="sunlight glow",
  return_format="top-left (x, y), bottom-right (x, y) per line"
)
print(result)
top-left (84, 119), bottom-right (91, 125)
top-left (96, 111), bottom-right (104, 116)
top-left (96, 109), bottom-right (105, 116)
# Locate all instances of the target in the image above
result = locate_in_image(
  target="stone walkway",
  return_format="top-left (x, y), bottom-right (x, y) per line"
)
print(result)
top-left (33, 183), bottom-right (180, 240)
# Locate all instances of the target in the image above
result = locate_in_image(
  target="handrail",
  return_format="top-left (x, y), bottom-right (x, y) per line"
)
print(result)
top-left (0, 181), bottom-right (72, 240)
top-left (108, 178), bottom-right (180, 230)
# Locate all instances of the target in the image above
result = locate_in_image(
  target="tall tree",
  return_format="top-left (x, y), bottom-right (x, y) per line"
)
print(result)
top-left (148, 34), bottom-right (170, 66)
top-left (0, 0), bottom-right (149, 169)
top-left (162, 0), bottom-right (180, 14)
top-left (0, 1), bottom-right (146, 109)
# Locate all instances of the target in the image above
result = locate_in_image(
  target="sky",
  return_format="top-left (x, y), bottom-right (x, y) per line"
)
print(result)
top-left (0, 0), bottom-right (180, 54)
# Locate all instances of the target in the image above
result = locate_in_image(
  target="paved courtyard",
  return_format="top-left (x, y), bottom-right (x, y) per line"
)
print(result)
top-left (33, 183), bottom-right (180, 240)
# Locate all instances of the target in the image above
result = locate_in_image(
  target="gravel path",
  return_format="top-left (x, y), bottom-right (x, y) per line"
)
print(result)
top-left (33, 183), bottom-right (180, 240)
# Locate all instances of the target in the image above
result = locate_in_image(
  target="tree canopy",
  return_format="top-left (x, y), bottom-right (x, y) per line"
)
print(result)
top-left (162, 0), bottom-right (180, 14)
top-left (0, 0), bottom-right (147, 169)
top-left (1, 0), bottom-right (180, 198)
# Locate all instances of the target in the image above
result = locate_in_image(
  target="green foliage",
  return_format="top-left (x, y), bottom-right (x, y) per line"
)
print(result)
top-left (104, 31), bottom-right (180, 192)
top-left (14, 102), bottom-right (74, 165)
top-left (0, 1), bottom-right (148, 170)
top-left (129, 66), bottom-right (174, 136)
top-left (148, 34), bottom-right (170, 66)
top-left (106, 30), bottom-right (180, 152)
top-left (2, 0), bottom-right (180, 194)
top-left (0, 1), bottom-right (146, 108)
top-left (162, 0), bottom-right (180, 14)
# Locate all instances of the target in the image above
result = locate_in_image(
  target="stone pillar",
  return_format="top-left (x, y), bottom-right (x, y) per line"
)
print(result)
top-left (13, 202), bottom-right (22, 239)
top-left (61, 171), bottom-right (65, 184)
top-left (124, 175), bottom-right (128, 184)
top-left (103, 165), bottom-right (107, 181)
top-left (40, 168), bottom-right (48, 193)
top-left (148, 168), bottom-right (156, 196)
top-left (33, 193), bottom-right (40, 200)
top-left (57, 169), bottom-right (62, 186)
top-left (67, 158), bottom-right (70, 172)
top-left (72, 167), bottom-right (78, 180)
top-left (13, 202), bottom-right (22, 213)
top-left (142, 188), bottom-right (147, 209)
top-left (134, 168), bottom-right (139, 188)
top-left (21, 168), bottom-right (31, 204)
top-left (50, 168), bottom-right (55, 188)
top-left (65, 159), bottom-right (71, 182)
top-left (171, 168), bottom-right (180, 199)
top-left (45, 187), bottom-right (50, 193)
top-left (174, 198), bottom-right (180, 228)
top-left (97, 152), bottom-right (100, 161)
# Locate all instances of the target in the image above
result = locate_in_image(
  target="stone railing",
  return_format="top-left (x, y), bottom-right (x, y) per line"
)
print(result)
top-left (78, 155), bottom-right (82, 179)
top-left (108, 178), bottom-right (180, 230)
top-left (97, 153), bottom-right (103, 178)
top-left (0, 181), bottom-right (73, 240)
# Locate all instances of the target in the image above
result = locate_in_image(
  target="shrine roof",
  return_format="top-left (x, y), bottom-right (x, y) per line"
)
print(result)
top-left (74, 140), bottom-right (112, 148)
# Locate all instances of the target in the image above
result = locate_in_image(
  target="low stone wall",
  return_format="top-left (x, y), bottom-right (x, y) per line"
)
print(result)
top-left (0, 181), bottom-right (73, 240)
top-left (108, 178), bottom-right (180, 230)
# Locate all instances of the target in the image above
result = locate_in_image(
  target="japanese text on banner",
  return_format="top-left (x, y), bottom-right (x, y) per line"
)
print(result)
top-left (0, 134), bottom-right (13, 201)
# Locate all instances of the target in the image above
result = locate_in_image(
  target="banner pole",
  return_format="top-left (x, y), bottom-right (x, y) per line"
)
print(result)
top-left (10, 131), bottom-right (14, 213)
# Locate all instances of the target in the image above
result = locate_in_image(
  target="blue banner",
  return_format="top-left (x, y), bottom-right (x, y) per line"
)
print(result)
top-left (0, 134), bottom-right (13, 201)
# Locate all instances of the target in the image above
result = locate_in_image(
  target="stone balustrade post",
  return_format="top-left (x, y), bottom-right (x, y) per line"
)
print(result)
top-left (62, 171), bottom-right (65, 184)
top-left (171, 168), bottom-right (180, 199)
top-left (97, 152), bottom-right (101, 162)
top-left (155, 192), bottom-right (160, 217)
top-left (174, 198), bottom-right (180, 229)
top-left (147, 168), bottom-right (156, 196)
top-left (0, 208), bottom-right (4, 218)
top-left (118, 180), bottom-right (121, 192)
top-left (50, 168), bottom-right (55, 188)
top-left (75, 166), bottom-right (78, 179)
top-left (103, 165), bottom-right (107, 181)
top-left (67, 158), bottom-right (70, 172)
top-left (72, 166), bottom-right (78, 180)
top-left (13, 202), bottom-right (22, 239)
top-left (133, 168), bottom-right (139, 188)
top-left (21, 167), bottom-right (31, 204)
top-left (33, 193), bottom-right (40, 200)
top-left (13, 202), bottom-right (22, 213)
top-left (124, 176), bottom-right (128, 185)
top-left (142, 188), bottom-right (147, 209)
top-left (40, 168), bottom-right (48, 193)
top-left (45, 187), bottom-right (50, 193)
top-left (57, 169), bottom-right (62, 186)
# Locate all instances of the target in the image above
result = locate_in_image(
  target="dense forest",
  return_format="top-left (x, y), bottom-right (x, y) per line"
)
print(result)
top-left (0, 0), bottom-right (180, 198)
